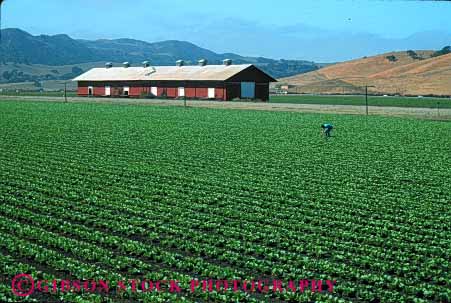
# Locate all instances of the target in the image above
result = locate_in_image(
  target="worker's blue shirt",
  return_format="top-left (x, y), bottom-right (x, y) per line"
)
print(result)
top-left (322, 124), bottom-right (333, 130)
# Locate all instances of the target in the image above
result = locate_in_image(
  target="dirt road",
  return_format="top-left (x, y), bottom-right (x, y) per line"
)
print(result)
top-left (2, 96), bottom-right (450, 120)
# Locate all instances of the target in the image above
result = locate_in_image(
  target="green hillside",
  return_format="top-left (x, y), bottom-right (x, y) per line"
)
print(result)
top-left (0, 28), bottom-right (321, 82)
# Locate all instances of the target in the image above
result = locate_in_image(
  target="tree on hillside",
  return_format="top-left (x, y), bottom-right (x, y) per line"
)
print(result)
top-left (71, 66), bottom-right (83, 75)
top-left (406, 50), bottom-right (422, 60)
top-left (2, 70), bottom-right (10, 81)
top-left (385, 55), bottom-right (398, 62)
top-left (431, 46), bottom-right (451, 57)
top-left (61, 66), bottom-right (84, 80)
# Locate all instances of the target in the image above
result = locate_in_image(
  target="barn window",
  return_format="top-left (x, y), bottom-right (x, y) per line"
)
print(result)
top-left (123, 86), bottom-right (130, 96)
top-left (88, 86), bottom-right (93, 96)
top-left (241, 82), bottom-right (255, 98)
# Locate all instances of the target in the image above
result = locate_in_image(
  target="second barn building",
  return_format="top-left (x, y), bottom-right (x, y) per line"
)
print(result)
top-left (73, 60), bottom-right (276, 101)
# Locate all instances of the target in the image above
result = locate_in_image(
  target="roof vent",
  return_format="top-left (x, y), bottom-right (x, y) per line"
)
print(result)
top-left (142, 61), bottom-right (150, 68)
top-left (123, 62), bottom-right (130, 68)
top-left (105, 62), bottom-right (113, 68)
top-left (198, 59), bottom-right (207, 67)
top-left (176, 60), bottom-right (184, 67)
top-left (223, 59), bottom-right (232, 66)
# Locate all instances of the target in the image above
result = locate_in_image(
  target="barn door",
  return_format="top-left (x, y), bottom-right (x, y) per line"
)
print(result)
top-left (123, 86), bottom-right (130, 96)
top-left (178, 87), bottom-right (185, 97)
top-left (105, 86), bottom-right (111, 96)
top-left (241, 82), bottom-right (255, 98)
top-left (208, 88), bottom-right (215, 99)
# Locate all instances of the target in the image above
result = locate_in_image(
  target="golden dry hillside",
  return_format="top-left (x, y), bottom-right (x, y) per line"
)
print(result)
top-left (281, 51), bottom-right (451, 96)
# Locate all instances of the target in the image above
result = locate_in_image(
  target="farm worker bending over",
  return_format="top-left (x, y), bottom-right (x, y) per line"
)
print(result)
top-left (321, 123), bottom-right (334, 137)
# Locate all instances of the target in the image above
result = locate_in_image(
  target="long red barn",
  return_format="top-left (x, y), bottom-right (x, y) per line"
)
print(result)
top-left (73, 60), bottom-right (277, 101)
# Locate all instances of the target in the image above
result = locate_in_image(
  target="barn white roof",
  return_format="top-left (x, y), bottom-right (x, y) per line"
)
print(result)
top-left (73, 64), bottom-right (254, 82)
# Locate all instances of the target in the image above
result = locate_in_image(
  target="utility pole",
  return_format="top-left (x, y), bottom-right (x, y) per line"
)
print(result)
top-left (365, 85), bottom-right (375, 116)
top-left (184, 80), bottom-right (187, 108)
top-left (365, 86), bottom-right (368, 115)
top-left (64, 82), bottom-right (67, 103)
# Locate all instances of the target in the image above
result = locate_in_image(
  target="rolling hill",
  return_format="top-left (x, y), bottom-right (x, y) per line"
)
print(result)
top-left (280, 49), bottom-right (451, 96)
top-left (0, 28), bottom-right (322, 85)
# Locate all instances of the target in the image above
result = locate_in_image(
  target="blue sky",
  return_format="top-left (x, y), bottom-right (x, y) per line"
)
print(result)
top-left (2, 0), bottom-right (451, 62)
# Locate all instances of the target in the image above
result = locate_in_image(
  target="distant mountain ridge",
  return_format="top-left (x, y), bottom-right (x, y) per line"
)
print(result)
top-left (0, 28), bottom-right (322, 82)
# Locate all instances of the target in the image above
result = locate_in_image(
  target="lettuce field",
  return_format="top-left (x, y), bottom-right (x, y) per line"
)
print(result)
top-left (0, 101), bottom-right (450, 303)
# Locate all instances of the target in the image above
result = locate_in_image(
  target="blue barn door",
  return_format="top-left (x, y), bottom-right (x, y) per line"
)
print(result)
top-left (241, 82), bottom-right (255, 99)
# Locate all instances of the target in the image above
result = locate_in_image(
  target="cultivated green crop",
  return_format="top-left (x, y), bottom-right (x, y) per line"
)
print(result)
top-left (270, 94), bottom-right (451, 108)
top-left (0, 101), bottom-right (450, 302)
